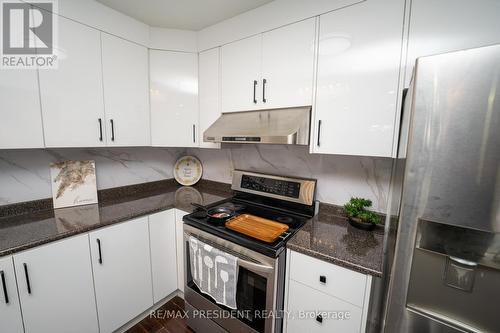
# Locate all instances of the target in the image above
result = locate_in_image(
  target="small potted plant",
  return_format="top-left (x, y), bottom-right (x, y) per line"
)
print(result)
top-left (343, 197), bottom-right (382, 231)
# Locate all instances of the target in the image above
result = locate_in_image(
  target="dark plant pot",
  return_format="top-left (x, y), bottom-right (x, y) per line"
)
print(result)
top-left (348, 217), bottom-right (375, 231)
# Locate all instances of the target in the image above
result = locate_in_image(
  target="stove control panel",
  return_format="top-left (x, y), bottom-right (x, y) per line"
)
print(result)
top-left (241, 174), bottom-right (301, 198)
top-left (232, 170), bottom-right (316, 206)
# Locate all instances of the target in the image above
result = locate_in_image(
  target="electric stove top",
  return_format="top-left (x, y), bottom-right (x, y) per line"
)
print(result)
top-left (183, 170), bottom-right (317, 258)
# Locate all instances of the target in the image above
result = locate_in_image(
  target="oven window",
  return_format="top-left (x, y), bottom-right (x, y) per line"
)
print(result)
top-left (186, 247), bottom-right (267, 333)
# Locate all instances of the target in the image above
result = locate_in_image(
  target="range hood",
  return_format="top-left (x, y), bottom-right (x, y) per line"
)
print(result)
top-left (203, 106), bottom-right (311, 145)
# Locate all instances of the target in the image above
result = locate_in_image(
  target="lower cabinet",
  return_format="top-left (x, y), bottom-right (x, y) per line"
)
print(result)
top-left (175, 209), bottom-right (187, 292)
top-left (89, 216), bottom-right (153, 333)
top-left (13, 234), bottom-right (99, 333)
top-left (285, 250), bottom-right (372, 333)
top-left (149, 210), bottom-right (178, 303)
top-left (0, 256), bottom-right (24, 333)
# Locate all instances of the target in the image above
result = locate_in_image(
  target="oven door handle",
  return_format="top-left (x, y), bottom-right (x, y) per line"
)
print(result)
top-left (237, 258), bottom-right (274, 274)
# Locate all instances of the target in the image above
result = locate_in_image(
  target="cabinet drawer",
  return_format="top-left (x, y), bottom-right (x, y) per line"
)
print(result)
top-left (287, 280), bottom-right (363, 333)
top-left (289, 251), bottom-right (367, 307)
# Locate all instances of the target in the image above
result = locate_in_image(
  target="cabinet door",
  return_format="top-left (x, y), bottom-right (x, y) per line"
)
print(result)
top-left (150, 50), bottom-right (199, 147)
top-left (0, 70), bottom-right (44, 149)
top-left (313, 0), bottom-right (404, 157)
top-left (221, 34), bottom-right (262, 112)
top-left (39, 15), bottom-right (105, 147)
top-left (199, 48), bottom-right (221, 148)
top-left (101, 33), bottom-right (150, 146)
top-left (287, 280), bottom-right (363, 333)
top-left (90, 217), bottom-right (153, 333)
top-left (262, 18), bottom-right (316, 109)
top-left (13, 234), bottom-right (99, 333)
top-left (0, 256), bottom-right (24, 333)
top-left (175, 209), bottom-right (186, 292)
top-left (406, 0), bottom-right (500, 86)
top-left (149, 210), bottom-right (177, 303)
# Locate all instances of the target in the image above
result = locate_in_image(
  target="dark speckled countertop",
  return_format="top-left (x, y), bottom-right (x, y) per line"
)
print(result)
top-left (287, 204), bottom-right (384, 277)
top-left (0, 179), bottom-right (232, 257)
top-left (1, 180), bottom-right (384, 277)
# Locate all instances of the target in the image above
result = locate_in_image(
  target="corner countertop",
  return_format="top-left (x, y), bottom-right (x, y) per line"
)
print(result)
top-left (287, 204), bottom-right (385, 277)
top-left (0, 179), bottom-right (232, 257)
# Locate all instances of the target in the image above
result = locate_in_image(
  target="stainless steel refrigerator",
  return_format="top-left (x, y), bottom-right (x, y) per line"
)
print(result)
top-left (384, 44), bottom-right (500, 332)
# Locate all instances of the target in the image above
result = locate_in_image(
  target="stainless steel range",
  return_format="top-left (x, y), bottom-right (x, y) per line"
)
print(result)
top-left (182, 170), bottom-right (317, 333)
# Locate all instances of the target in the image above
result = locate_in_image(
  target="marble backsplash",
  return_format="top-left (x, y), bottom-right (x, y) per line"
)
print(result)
top-left (0, 145), bottom-right (393, 212)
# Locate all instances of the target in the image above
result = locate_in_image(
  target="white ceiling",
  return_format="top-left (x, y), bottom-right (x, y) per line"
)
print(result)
top-left (96, 0), bottom-right (274, 31)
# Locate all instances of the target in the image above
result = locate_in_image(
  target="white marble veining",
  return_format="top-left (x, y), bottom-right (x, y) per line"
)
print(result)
top-left (0, 146), bottom-right (393, 212)
top-left (187, 145), bottom-right (393, 212)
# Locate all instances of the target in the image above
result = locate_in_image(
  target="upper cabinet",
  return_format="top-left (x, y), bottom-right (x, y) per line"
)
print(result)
top-left (221, 35), bottom-right (262, 113)
top-left (312, 0), bottom-right (405, 157)
top-left (150, 50), bottom-right (199, 147)
top-left (39, 15), bottom-right (106, 148)
top-left (0, 68), bottom-right (44, 149)
top-left (221, 18), bottom-right (316, 113)
top-left (405, 0), bottom-right (500, 86)
top-left (198, 48), bottom-right (221, 148)
top-left (101, 34), bottom-right (150, 146)
top-left (261, 18), bottom-right (316, 109)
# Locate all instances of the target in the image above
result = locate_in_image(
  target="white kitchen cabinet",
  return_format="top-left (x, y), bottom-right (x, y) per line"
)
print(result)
top-left (101, 33), bottom-right (150, 146)
top-left (221, 34), bottom-right (262, 113)
top-left (261, 18), bottom-right (316, 109)
top-left (221, 19), bottom-right (316, 113)
top-left (287, 279), bottom-right (363, 333)
top-left (89, 217), bottom-right (153, 333)
top-left (149, 210), bottom-right (178, 303)
top-left (150, 50), bottom-right (199, 147)
top-left (0, 256), bottom-right (24, 333)
top-left (13, 234), bottom-right (99, 333)
top-left (175, 209), bottom-right (186, 292)
top-left (0, 70), bottom-right (44, 149)
top-left (405, 0), bottom-right (500, 87)
top-left (198, 48), bottom-right (221, 148)
top-left (313, 0), bottom-right (404, 157)
top-left (285, 250), bottom-right (372, 333)
top-left (39, 15), bottom-right (106, 148)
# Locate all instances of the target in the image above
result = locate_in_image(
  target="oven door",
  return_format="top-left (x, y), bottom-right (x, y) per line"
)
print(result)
top-left (183, 224), bottom-right (279, 333)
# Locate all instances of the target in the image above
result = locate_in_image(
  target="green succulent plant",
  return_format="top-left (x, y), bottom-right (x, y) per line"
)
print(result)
top-left (343, 197), bottom-right (382, 225)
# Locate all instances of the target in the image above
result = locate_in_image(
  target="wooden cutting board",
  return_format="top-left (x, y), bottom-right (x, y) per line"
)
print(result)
top-left (225, 214), bottom-right (289, 243)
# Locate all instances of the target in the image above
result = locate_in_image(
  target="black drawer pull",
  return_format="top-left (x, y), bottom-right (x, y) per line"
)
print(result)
top-left (98, 118), bottom-right (103, 141)
top-left (110, 119), bottom-right (115, 141)
top-left (316, 314), bottom-right (323, 323)
top-left (317, 120), bottom-right (322, 147)
top-left (319, 275), bottom-right (326, 283)
top-left (262, 78), bottom-right (267, 103)
top-left (253, 80), bottom-right (257, 104)
top-left (97, 238), bottom-right (103, 264)
top-left (1, 270), bottom-right (8, 304)
top-left (23, 263), bottom-right (31, 294)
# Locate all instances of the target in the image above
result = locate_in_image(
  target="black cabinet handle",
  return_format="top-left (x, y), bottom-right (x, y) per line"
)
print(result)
top-left (316, 314), bottom-right (323, 323)
top-left (1, 270), bottom-right (8, 304)
top-left (110, 119), bottom-right (115, 141)
top-left (317, 120), bottom-right (322, 147)
top-left (193, 124), bottom-right (196, 143)
top-left (98, 118), bottom-right (103, 141)
top-left (253, 80), bottom-right (257, 104)
top-left (97, 239), bottom-right (103, 264)
top-left (262, 79), bottom-right (267, 103)
top-left (319, 275), bottom-right (326, 283)
top-left (23, 263), bottom-right (31, 294)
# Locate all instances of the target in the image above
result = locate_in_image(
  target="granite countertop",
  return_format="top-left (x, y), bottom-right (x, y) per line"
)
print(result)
top-left (0, 179), bottom-right (232, 257)
top-left (288, 204), bottom-right (385, 277)
top-left (1, 180), bottom-right (384, 277)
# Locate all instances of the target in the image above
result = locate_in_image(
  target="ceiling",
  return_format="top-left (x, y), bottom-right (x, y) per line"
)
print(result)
top-left (96, 0), bottom-right (274, 31)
